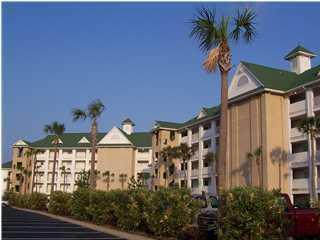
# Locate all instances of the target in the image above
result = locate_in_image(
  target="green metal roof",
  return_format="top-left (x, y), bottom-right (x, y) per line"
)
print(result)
top-left (285, 45), bottom-right (316, 60)
top-left (242, 61), bottom-right (320, 91)
top-left (30, 131), bottom-right (151, 149)
top-left (154, 121), bottom-right (184, 129)
top-left (2, 161), bottom-right (12, 169)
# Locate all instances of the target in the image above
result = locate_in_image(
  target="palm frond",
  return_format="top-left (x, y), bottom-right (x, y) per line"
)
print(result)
top-left (44, 121), bottom-right (65, 137)
top-left (189, 8), bottom-right (220, 53)
top-left (44, 124), bottom-right (53, 134)
top-left (72, 108), bottom-right (87, 122)
top-left (203, 46), bottom-right (220, 73)
top-left (231, 8), bottom-right (257, 43)
top-left (88, 99), bottom-right (105, 119)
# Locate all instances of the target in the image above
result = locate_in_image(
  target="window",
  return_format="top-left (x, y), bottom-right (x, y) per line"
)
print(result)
top-left (237, 75), bottom-right (249, 87)
top-left (181, 130), bottom-right (188, 137)
top-left (164, 139), bottom-right (168, 145)
top-left (15, 185), bottom-right (20, 192)
top-left (192, 143), bottom-right (199, 152)
top-left (203, 139), bottom-right (211, 149)
top-left (215, 137), bottom-right (220, 148)
top-left (203, 177), bottom-right (211, 186)
top-left (203, 123), bottom-right (211, 130)
top-left (155, 169), bottom-right (158, 175)
top-left (293, 167), bottom-right (309, 179)
top-left (291, 115), bottom-right (307, 128)
top-left (169, 164), bottom-right (175, 175)
top-left (155, 132), bottom-right (159, 145)
top-left (291, 141), bottom-right (308, 154)
top-left (138, 148), bottom-right (149, 153)
top-left (138, 160), bottom-right (149, 164)
top-left (163, 172), bottom-right (167, 179)
top-left (191, 179), bottom-right (199, 188)
top-left (155, 152), bottom-right (159, 159)
top-left (290, 92), bottom-right (305, 104)
top-left (17, 162), bottom-right (22, 169)
top-left (170, 131), bottom-right (175, 141)
top-left (192, 128), bottom-right (199, 134)
top-left (203, 158), bottom-right (211, 168)
top-left (293, 194), bottom-right (310, 208)
top-left (17, 148), bottom-right (23, 157)
top-left (180, 180), bottom-right (186, 187)
top-left (181, 162), bottom-right (187, 171)
top-left (191, 161), bottom-right (199, 170)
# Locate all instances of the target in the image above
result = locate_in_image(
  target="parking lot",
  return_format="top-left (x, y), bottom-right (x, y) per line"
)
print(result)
top-left (2, 205), bottom-right (125, 240)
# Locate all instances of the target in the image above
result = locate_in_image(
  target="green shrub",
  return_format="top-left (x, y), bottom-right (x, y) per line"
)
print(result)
top-left (144, 187), bottom-right (201, 237)
top-left (71, 187), bottom-right (90, 220)
top-left (49, 191), bottom-right (72, 216)
top-left (218, 187), bottom-right (288, 240)
top-left (28, 192), bottom-right (48, 210)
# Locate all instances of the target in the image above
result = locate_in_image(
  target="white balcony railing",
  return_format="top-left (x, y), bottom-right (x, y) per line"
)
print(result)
top-left (75, 151), bottom-right (86, 159)
top-left (192, 133), bottom-right (199, 143)
top-left (290, 152), bottom-right (308, 164)
top-left (290, 128), bottom-right (305, 139)
top-left (202, 129), bottom-right (213, 139)
top-left (289, 100), bottom-right (306, 116)
top-left (191, 169), bottom-right (199, 177)
top-left (202, 148), bottom-right (209, 156)
top-left (191, 188), bottom-right (200, 195)
top-left (62, 152), bottom-right (73, 159)
top-left (36, 153), bottom-right (46, 160)
top-left (202, 166), bottom-right (213, 175)
top-left (314, 95), bottom-right (320, 109)
top-left (181, 136), bottom-right (188, 143)
top-left (192, 152), bottom-right (199, 160)
top-left (292, 178), bottom-right (308, 191)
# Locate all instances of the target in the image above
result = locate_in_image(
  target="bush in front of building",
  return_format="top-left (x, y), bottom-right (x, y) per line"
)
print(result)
top-left (48, 191), bottom-right (72, 216)
top-left (7, 192), bottom-right (48, 211)
top-left (71, 187), bottom-right (91, 221)
top-left (218, 186), bottom-right (288, 240)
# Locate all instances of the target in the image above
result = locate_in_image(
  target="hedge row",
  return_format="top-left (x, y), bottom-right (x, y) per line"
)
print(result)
top-left (7, 192), bottom-right (48, 211)
top-left (8, 187), bottom-right (201, 238)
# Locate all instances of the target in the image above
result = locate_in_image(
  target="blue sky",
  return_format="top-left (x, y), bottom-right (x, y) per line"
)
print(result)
top-left (3, 2), bottom-right (320, 163)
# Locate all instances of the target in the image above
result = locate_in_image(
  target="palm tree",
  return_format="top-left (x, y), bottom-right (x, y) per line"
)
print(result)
top-left (160, 146), bottom-right (178, 187)
top-left (34, 163), bottom-right (43, 193)
top-left (59, 166), bottom-right (70, 192)
top-left (298, 116), bottom-right (320, 205)
top-left (119, 173), bottom-right (128, 190)
top-left (24, 148), bottom-right (44, 193)
top-left (190, 8), bottom-right (257, 191)
top-left (175, 143), bottom-right (194, 186)
top-left (23, 169), bottom-right (32, 194)
top-left (246, 146), bottom-right (262, 188)
top-left (16, 164), bottom-right (24, 194)
top-left (102, 170), bottom-right (115, 191)
top-left (44, 121), bottom-right (65, 195)
top-left (72, 99), bottom-right (105, 189)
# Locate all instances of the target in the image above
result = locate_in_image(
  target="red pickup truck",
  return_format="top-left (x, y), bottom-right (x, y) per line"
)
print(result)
top-left (282, 194), bottom-right (320, 238)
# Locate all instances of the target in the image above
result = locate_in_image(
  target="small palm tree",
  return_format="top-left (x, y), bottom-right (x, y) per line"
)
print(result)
top-left (119, 173), bottom-right (127, 190)
top-left (16, 164), bottom-right (24, 194)
top-left (298, 116), bottom-right (320, 205)
top-left (34, 163), bottom-right (43, 193)
top-left (102, 170), bottom-right (115, 191)
top-left (175, 144), bottom-right (194, 185)
top-left (24, 148), bottom-right (44, 193)
top-left (72, 99), bottom-right (105, 189)
top-left (44, 121), bottom-right (65, 195)
top-left (160, 146), bottom-right (178, 187)
top-left (59, 166), bottom-right (70, 192)
top-left (190, 8), bottom-right (257, 191)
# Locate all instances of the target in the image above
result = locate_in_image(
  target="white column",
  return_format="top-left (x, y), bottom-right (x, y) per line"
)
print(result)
top-left (43, 150), bottom-right (49, 194)
top-left (86, 149), bottom-right (90, 171)
top-left (199, 125), bottom-right (204, 193)
top-left (187, 129), bottom-right (192, 188)
top-left (211, 120), bottom-right (217, 196)
top-left (71, 149), bottom-right (76, 191)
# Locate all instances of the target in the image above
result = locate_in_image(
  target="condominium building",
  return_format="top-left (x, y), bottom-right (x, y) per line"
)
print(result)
top-left (9, 119), bottom-right (152, 194)
top-left (152, 45), bottom-right (320, 205)
top-left (2, 161), bottom-right (12, 196)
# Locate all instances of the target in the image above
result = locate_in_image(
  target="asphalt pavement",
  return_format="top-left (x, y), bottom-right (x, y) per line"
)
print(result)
top-left (2, 205), bottom-right (125, 240)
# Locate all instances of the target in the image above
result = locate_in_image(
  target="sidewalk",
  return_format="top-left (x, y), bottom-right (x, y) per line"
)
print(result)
top-left (11, 206), bottom-right (156, 240)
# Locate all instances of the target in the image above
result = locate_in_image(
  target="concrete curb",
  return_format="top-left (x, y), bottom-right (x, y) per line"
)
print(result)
top-left (11, 206), bottom-right (156, 240)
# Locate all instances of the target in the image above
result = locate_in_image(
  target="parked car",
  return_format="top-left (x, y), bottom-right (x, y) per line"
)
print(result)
top-left (281, 194), bottom-right (320, 238)
top-left (193, 193), bottom-right (218, 240)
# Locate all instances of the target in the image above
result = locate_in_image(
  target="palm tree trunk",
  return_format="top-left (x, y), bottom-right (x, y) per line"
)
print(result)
top-left (217, 69), bottom-right (229, 192)
top-left (256, 160), bottom-right (261, 188)
top-left (31, 155), bottom-right (37, 193)
top-left (90, 120), bottom-right (97, 189)
top-left (50, 146), bottom-right (57, 195)
top-left (310, 133), bottom-right (318, 205)
top-left (183, 159), bottom-right (187, 187)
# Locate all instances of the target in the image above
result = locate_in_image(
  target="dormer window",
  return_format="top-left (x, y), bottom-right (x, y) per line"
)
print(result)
top-left (197, 108), bottom-right (207, 119)
top-left (237, 75), bottom-right (249, 87)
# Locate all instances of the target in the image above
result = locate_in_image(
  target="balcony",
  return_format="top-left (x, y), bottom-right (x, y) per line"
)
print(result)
top-left (290, 152), bottom-right (308, 164)
top-left (192, 133), bottom-right (199, 143)
top-left (37, 153), bottom-right (46, 160)
top-left (192, 151), bottom-right (199, 160)
top-left (62, 152), bottom-right (73, 160)
top-left (202, 166), bottom-right (213, 175)
top-left (292, 178), bottom-right (308, 191)
top-left (290, 128), bottom-right (305, 139)
top-left (75, 151), bottom-right (86, 160)
top-left (191, 187), bottom-right (200, 195)
top-left (202, 129), bottom-right (213, 139)
top-left (289, 100), bottom-right (306, 116)
top-left (314, 95), bottom-right (320, 110)
top-left (191, 169), bottom-right (199, 177)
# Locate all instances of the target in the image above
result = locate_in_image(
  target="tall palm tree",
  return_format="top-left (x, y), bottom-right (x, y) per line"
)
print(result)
top-left (247, 146), bottom-right (262, 188)
top-left (298, 116), bottom-right (320, 205)
top-left (119, 173), bottom-right (127, 190)
top-left (59, 166), bottom-right (70, 192)
top-left (160, 146), bottom-right (178, 187)
top-left (72, 99), bottom-right (105, 189)
top-left (190, 8), bottom-right (257, 191)
top-left (44, 121), bottom-right (65, 195)
top-left (175, 143), bottom-right (194, 186)
top-left (102, 170), bottom-right (115, 191)
top-left (24, 148), bottom-right (44, 193)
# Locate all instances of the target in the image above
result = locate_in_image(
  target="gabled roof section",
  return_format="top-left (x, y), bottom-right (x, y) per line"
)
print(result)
top-left (2, 161), bottom-right (12, 169)
top-left (98, 127), bottom-right (132, 146)
top-left (78, 137), bottom-right (90, 144)
top-left (241, 61), bottom-right (298, 91)
top-left (285, 45), bottom-right (316, 60)
top-left (153, 121), bottom-right (184, 130)
top-left (12, 139), bottom-right (30, 147)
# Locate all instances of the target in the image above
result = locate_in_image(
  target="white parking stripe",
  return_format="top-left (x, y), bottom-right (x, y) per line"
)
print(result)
top-left (2, 238), bottom-right (123, 240)
top-left (3, 226), bottom-right (83, 228)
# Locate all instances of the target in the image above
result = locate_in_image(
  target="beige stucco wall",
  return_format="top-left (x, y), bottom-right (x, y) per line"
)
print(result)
top-left (227, 92), bottom-right (290, 194)
top-left (96, 147), bottom-right (135, 190)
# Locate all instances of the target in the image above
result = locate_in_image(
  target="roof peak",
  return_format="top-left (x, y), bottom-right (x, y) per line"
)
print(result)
top-left (121, 118), bottom-right (135, 126)
top-left (284, 44), bottom-right (316, 60)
